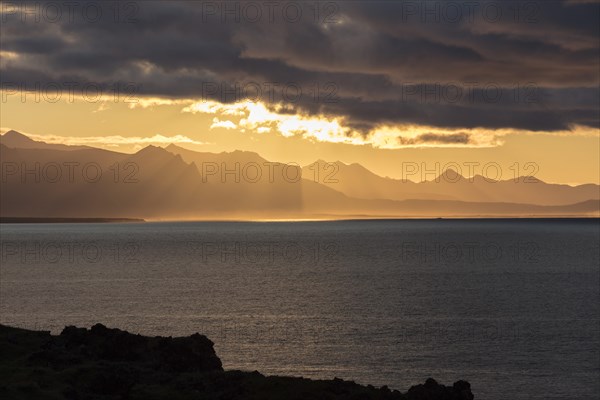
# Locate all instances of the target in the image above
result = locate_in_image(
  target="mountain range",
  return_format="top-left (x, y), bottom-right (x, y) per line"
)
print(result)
top-left (1, 130), bottom-right (598, 219)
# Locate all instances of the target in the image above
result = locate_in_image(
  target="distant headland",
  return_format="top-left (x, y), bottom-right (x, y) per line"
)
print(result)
top-left (0, 217), bottom-right (145, 224)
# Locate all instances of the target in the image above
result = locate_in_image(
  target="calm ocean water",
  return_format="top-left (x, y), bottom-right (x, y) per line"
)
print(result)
top-left (1, 219), bottom-right (598, 399)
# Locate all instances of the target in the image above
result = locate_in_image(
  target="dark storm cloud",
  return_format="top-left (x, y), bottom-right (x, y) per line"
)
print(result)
top-left (398, 132), bottom-right (472, 146)
top-left (1, 0), bottom-right (598, 131)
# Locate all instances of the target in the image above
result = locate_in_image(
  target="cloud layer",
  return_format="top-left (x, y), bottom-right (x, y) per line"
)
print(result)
top-left (1, 0), bottom-right (598, 145)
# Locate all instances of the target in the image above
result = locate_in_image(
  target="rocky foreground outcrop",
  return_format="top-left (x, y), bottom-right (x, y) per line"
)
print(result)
top-left (0, 324), bottom-right (473, 399)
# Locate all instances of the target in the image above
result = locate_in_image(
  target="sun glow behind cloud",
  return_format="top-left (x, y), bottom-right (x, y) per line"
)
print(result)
top-left (182, 99), bottom-right (575, 149)
top-left (183, 100), bottom-right (364, 143)
top-left (2, 91), bottom-right (597, 151)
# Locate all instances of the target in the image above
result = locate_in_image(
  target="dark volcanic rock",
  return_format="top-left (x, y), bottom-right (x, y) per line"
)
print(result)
top-left (406, 378), bottom-right (474, 400)
top-left (0, 324), bottom-right (474, 400)
top-left (57, 324), bottom-right (223, 372)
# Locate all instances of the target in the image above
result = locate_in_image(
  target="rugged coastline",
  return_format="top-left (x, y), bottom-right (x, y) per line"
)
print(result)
top-left (0, 324), bottom-right (474, 399)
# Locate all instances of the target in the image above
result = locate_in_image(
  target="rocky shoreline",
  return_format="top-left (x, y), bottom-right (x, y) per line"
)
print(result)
top-left (0, 323), bottom-right (474, 399)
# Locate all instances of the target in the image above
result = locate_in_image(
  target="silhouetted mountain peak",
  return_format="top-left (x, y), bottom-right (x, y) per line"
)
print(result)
top-left (514, 175), bottom-right (543, 184)
top-left (229, 149), bottom-right (257, 155)
top-left (1, 130), bottom-right (36, 146)
top-left (307, 159), bottom-right (344, 168)
top-left (166, 144), bottom-right (263, 160)
top-left (136, 145), bottom-right (165, 155)
top-left (1, 130), bottom-right (92, 151)
top-left (133, 145), bottom-right (182, 164)
top-left (165, 143), bottom-right (181, 151)
top-left (4, 130), bottom-right (30, 139)
top-left (347, 162), bottom-right (373, 172)
top-left (436, 169), bottom-right (466, 182)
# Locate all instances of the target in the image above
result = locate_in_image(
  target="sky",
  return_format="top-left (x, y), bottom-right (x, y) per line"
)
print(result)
top-left (1, 0), bottom-right (599, 184)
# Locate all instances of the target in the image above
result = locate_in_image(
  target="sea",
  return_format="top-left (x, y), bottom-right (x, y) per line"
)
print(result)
top-left (1, 219), bottom-right (598, 399)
